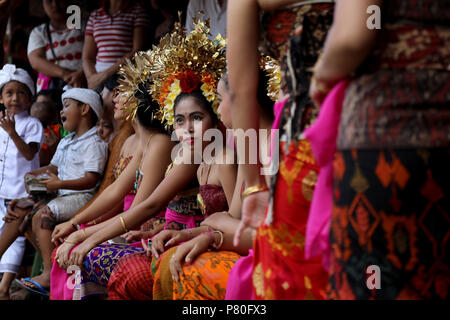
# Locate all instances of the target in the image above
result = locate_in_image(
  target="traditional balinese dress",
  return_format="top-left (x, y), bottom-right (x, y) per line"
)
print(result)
top-left (107, 180), bottom-right (232, 300)
top-left (50, 148), bottom-right (134, 300)
top-left (328, 0), bottom-right (450, 300)
top-left (251, 1), bottom-right (334, 300)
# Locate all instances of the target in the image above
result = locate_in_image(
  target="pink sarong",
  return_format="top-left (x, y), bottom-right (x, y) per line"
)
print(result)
top-left (225, 99), bottom-right (286, 300)
top-left (303, 80), bottom-right (349, 271)
top-left (163, 208), bottom-right (204, 230)
top-left (225, 250), bottom-right (255, 300)
top-left (50, 235), bottom-right (143, 300)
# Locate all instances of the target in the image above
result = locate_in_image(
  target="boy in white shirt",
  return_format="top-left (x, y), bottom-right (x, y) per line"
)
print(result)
top-left (0, 88), bottom-right (108, 296)
top-left (0, 64), bottom-right (44, 300)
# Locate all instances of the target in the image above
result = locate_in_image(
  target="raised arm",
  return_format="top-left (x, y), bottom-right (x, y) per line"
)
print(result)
top-left (310, 0), bottom-right (381, 106)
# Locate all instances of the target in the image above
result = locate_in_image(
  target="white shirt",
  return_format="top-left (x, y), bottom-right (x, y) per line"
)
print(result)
top-left (186, 0), bottom-right (227, 39)
top-left (0, 111), bottom-right (43, 199)
top-left (27, 23), bottom-right (85, 72)
top-left (50, 126), bottom-right (108, 196)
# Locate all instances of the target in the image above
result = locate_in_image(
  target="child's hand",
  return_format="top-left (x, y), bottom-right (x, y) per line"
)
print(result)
top-left (0, 110), bottom-right (16, 136)
top-left (44, 129), bottom-right (60, 151)
top-left (41, 171), bottom-right (62, 192)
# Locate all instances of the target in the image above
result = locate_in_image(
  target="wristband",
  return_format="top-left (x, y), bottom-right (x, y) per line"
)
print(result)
top-left (241, 185), bottom-right (269, 200)
top-left (120, 215), bottom-right (128, 233)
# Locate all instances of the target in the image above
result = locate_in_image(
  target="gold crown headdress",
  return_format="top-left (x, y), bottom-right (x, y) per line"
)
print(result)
top-left (116, 50), bottom-right (159, 121)
top-left (259, 55), bottom-right (281, 102)
top-left (149, 18), bottom-right (226, 128)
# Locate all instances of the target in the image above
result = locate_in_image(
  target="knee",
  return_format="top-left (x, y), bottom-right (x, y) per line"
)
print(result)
top-left (31, 211), bottom-right (42, 229)
top-left (32, 206), bottom-right (55, 231)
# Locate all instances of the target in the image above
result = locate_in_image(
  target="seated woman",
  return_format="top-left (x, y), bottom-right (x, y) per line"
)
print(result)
top-left (53, 22), bottom-right (232, 300)
top-left (50, 69), bottom-right (175, 300)
top-left (107, 56), bottom-right (279, 300)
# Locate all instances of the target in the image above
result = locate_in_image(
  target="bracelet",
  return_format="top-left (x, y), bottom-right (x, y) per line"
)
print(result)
top-left (120, 215), bottom-right (128, 233)
top-left (64, 239), bottom-right (76, 245)
top-left (82, 228), bottom-right (88, 240)
top-left (241, 185), bottom-right (269, 200)
top-left (202, 228), bottom-right (224, 250)
top-left (211, 230), bottom-right (224, 250)
top-left (71, 219), bottom-right (79, 231)
top-left (202, 228), bottom-right (215, 247)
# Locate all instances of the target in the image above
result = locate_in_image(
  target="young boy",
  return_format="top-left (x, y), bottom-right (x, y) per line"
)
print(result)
top-left (1, 88), bottom-right (108, 296)
top-left (0, 64), bottom-right (44, 299)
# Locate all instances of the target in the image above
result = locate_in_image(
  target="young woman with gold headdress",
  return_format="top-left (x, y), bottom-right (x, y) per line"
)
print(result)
top-left (52, 19), bottom-right (237, 300)
top-left (107, 54), bottom-right (281, 300)
top-left (49, 56), bottom-right (175, 300)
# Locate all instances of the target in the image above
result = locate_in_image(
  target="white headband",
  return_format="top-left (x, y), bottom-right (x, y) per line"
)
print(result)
top-left (62, 88), bottom-right (103, 120)
top-left (0, 64), bottom-right (35, 96)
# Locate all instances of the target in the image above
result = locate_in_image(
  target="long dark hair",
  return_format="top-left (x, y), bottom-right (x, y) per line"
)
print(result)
top-left (135, 82), bottom-right (167, 132)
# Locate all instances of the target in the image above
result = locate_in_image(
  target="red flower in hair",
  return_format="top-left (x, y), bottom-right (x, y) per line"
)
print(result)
top-left (178, 71), bottom-right (201, 93)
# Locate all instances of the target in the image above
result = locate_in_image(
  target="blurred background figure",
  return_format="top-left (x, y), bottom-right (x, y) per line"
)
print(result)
top-left (28, 0), bottom-right (86, 92)
top-left (185, 0), bottom-right (226, 38)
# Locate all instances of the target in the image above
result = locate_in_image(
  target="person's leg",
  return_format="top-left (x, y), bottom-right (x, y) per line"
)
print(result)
top-left (0, 272), bottom-right (15, 299)
top-left (0, 206), bottom-right (29, 259)
top-left (26, 206), bottom-right (56, 289)
top-left (0, 199), bottom-right (29, 299)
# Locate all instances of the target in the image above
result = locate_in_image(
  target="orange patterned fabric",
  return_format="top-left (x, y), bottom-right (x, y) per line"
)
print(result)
top-left (329, 149), bottom-right (450, 300)
top-left (253, 141), bottom-right (328, 300)
top-left (173, 251), bottom-right (241, 300)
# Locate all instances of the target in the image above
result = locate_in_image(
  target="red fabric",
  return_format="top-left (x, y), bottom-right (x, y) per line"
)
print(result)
top-left (252, 141), bottom-right (328, 300)
top-left (41, 124), bottom-right (61, 151)
top-left (107, 253), bottom-right (153, 300)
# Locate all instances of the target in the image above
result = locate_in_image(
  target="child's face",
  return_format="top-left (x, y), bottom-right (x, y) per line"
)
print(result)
top-left (97, 118), bottom-right (114, 142)
top-left (217, 79), bottom-right (232, 129)
top-left (0, 81), bottom-right (32, 115)
top-left (61, 98), bottom-right (83, 132)
top-left (30, 103), bottom-right (53, 127)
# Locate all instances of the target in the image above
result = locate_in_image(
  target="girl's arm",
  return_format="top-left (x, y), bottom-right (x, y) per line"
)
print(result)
top-left (127, 135), bottom-right (174, 209)
top-left (227, 0), bottom-right (263, 189)
top-left (67, 162), bottom-right (200, 266)
top-left (312, 0), bottom-right (381, 99)
top-left (257, 0), bottom-right (309, 11)
top-left (216, 148), bottom-right (238, 207)
top-left (69, 151), bottom-right (142, 225)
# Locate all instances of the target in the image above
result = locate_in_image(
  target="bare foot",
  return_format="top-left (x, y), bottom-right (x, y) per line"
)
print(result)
top-left (20, 273), bottom-right (50, 291)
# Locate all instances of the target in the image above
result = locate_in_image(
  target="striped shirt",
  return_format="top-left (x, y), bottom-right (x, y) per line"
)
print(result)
top-left (85, 3), bottom-right (149, 72)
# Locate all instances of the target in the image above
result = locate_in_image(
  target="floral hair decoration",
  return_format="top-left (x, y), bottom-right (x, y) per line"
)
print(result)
top-left (149, 17), bottom-right (226, 128)
top-left (116, 50), bottom-right (161, 122)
